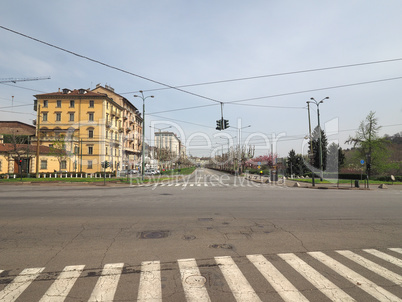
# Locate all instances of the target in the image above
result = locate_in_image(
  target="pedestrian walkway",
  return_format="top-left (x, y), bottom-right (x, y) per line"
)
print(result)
top-left (1, 248), bottom-right (401, 301)
top-left (135, 182), bottom-right (289, 189)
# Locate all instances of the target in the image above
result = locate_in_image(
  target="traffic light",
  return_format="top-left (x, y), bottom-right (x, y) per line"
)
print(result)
top-left (19, 159), bottom-right (22, 166)
top-left (223, 119), bottom-right (229, 129)
top-left (216, 119), bottom-right (222, 131)
top-left (102, 161), bottom-right (110, 169)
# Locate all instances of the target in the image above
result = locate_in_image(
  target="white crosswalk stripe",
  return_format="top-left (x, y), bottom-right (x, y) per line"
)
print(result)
top-left (278, 253), bottom-right (355, 301)
top-left (88, 263), bottom-right (124, 302)
top-left (178, 258), bottom-right (211, 302)
top-left (247, 254), bottom-right (309, 302)
top-left (137, 261), bottom-right (162, 302)
top-left (364, 248), bottom-right (402, 268)
top-left (39, 265), bottom-right (85, 302)
top-left (1, 248), bottom-right (402, 301)
top-left (215, 256), bottom-right (262, 302)
top-left (0, 267), bottom-right (45, 302)
top-left (336, 250), bottom-right (402, 285)
top-left (309, 251), bottom-right (402, 302)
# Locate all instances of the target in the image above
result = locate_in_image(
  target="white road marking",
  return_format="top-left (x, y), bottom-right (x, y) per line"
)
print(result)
top-left (178, 258), bottom-right (211, 302)
top-left (247, 254), bottom-right (309, 302)
top-left (364, 249), bottom-right (402, 268)
top-left (39, 265), bottom-right (85, 302)
top-left (389, 248), bottom-right (402, 255)
top-left (215, 256), bottom-right (262, 302)
top-left (278, 253), bottom-right (355, 301)
top-left (137, 261), bottom-right (162, 302)
top-left (88, 263), bottom-right (124, 302)
top-left (0, 267), bottom-right (45, 302)
top-left (337, 250), bottom-right (402, 284)
top-left (309, 251), bottom-right (402, 302)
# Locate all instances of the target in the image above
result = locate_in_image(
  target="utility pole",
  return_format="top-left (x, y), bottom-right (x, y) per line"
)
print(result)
top-left (306, 102), bottom-right (315, 186)
top-left (35, 104), bottom-right (41, 178)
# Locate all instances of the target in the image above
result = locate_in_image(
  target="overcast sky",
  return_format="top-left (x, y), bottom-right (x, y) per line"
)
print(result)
top-left (1, 1), bottom-right (401, 158)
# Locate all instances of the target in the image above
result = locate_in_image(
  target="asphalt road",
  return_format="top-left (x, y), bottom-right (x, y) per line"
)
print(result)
top-left (0, 168), bottom-right (401, 301)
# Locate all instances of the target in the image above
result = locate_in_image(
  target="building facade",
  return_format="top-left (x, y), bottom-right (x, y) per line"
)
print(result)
top-left (92, 84), bottom-right (143, 170)
top-left (154, 131), bottom-right (186, 168)
top-left (34, 88), bottom-right (124, 173)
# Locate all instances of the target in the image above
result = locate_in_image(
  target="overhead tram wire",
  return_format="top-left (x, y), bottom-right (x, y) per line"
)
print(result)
top-left (149, 76), bottom-right (402, 115)
top-left (225, 76), bottom-right (402, 105)
top-left (121, 57), bottom-right (402, 94)
top-left (0, 25), bottom-right (221, 105)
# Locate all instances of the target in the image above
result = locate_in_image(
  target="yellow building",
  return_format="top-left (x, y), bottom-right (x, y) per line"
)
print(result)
top-left (34, 88), bottom-right (125, 173)
top-left (92, 84), bottom-right (143, 170)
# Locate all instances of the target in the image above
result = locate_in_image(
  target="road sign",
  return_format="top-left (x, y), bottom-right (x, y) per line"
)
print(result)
top-left (360, 159), bottom-right (365, 165)
top-left (257, 165), bottom-right (261, 169)
top-left (258, 162), bottom-right (261, 165)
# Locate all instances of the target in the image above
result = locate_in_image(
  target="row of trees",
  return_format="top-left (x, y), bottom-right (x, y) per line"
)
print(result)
top-left (286, 111), bottom-right (400, 178)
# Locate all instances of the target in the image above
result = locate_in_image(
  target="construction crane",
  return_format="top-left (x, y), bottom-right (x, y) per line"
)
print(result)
top-left (0, 76), bottom-right (51, 84)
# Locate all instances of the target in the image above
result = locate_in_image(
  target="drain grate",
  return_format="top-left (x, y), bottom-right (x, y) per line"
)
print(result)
top-left (198, 218), bottom-right (213, 221)
top-left (182, 235), bottom-right (196, 241)
top-left (139, 231), bottom-right (169, 239)
top-left (210, 243), bottom-right (233, 249)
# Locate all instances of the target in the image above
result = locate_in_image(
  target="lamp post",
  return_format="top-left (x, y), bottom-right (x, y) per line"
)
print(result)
top-left (134, 91), bottom-right (154, 181)
top-left (309, 97), bottom-right (329, 181)
top-left (306, 102), bottom-right (315, 187)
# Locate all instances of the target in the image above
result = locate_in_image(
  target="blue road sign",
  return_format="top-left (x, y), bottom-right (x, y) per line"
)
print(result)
top-left (360, 159), bottom-right (365, 165)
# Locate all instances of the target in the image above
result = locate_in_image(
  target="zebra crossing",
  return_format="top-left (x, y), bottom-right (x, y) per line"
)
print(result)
top-left (1, 248), bottom-right (401, 301)
top-left (135, 182), bottom-right (287, 189)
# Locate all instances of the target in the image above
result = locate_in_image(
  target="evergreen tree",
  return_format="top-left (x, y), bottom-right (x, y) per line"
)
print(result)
top-left (327, 143), bottom-right (345, 172)
top-left (308, 126), bottom-right (328, 171)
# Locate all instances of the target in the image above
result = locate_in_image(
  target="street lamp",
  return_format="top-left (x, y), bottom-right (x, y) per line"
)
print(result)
top-left (134, 91), bottom-right (154, 180)
top-left (308, 97), bottom-right (329, 181)
top-left (306, 102), bottom-right (315, 187)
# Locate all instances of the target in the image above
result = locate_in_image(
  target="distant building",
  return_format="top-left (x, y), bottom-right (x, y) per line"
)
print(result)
top-left (154, 131), bottom-right (187, 169)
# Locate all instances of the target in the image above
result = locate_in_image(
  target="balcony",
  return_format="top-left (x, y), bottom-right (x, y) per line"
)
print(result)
top-left (106, 121), bottom-right (112, 128)
top-left (118, 127), bottom-right (124, 133)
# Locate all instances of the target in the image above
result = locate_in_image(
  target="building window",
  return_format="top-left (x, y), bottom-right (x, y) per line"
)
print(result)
top-left (88, 129), bottom-right (94, 138)
top-left (74, 146), bottom-right (79, 154)
top-left (106, 147), bottom-right (108, 155)
top-left (0, 160), bottom-right (2, 171)
top-left (107, 102), bottom-right (109, 109)
top-left (56, 113), bottom-right (61, 121)
top-left (106, 131), bottom-right (108, 139)
top-left (88, 146), bottom-right (93, 155)
top-left (89, 100), bottom-right (94, 108)
top-left (43, 112), bottom-right (48, 122)
top-left (40, 160), bottom-right (47, 170)
top-left (43, 100), bottom-right (48, 108)
top-left (89, 112), bottom-right (94, 121)
top-left (70, 100), bottom-right (75, 108)
top-left (56, 100), bottom-right (61, 108)
top-left (61, 160), bottom-right (67, 169)
top-left (69, 113), bottom-right (75, 121)
top-left (88, 160), bottom-right (93, 169)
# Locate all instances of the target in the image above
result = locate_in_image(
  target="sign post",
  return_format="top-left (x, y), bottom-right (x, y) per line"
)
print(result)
top-left (360, 159), bottom-right (364, 180)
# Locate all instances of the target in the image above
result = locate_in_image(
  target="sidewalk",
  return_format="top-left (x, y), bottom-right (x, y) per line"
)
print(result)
top-left (244, 174), bottom-right (402, 190)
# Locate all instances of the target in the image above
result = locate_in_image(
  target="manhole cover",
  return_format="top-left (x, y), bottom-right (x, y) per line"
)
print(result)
top-left (210, 244), bottom-right (233, 249)
top-left (182, 235), bottom-right (196, 240)
top-left (185, 275), bottom-right (207, 287)
top-left (198, 218), bottom-right (213, 221)
top-left (139, 231), bottom-right (169, 239)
